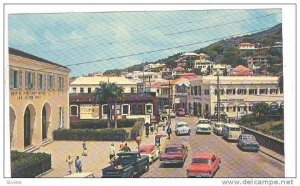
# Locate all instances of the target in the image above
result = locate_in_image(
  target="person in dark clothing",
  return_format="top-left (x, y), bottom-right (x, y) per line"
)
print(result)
top-left (145, 122), bottom-right (150, 137)
top-left (123, 143), bottom-right (131, 152)
top-left (167, 126), bottom-right (172, 139)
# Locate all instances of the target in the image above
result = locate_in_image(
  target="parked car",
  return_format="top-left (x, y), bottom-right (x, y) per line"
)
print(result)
top-left (175, 121), bottom-right (191, 136)
top-left (102, 152), bottom-right (149, 178)
top-left (64, 172), bottom-right (95, 178)
top-left (196, 119), bottom-right (211, 125)
top-left (212, 122), bottom-right (224, 135)
top-left (237, 134), bottom-right (260, 152)
top-left (196, 119), bottom-right (211, 134)
top-left (186, 153), bottom-right (221, 178)
top-left (138, 145), bottom-right (160, 164)
top-left (176, 108), bottom-right (186, 117)
top-left (160, 144), bottom-right (188, 166)
top-left (222, 123), bottom-right (242, 141)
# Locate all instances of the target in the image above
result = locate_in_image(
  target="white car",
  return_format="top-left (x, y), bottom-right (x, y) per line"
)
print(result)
top-left (196, 119), bottom-right (211, 125)
top-left (196, 124), bottom-right (212, 134)
top-left (175, 121), bottom-right (191, 135)
top-left (138, 145), bottom-right (160, 164)
top-left (212, 122), bottom-right (224, 135)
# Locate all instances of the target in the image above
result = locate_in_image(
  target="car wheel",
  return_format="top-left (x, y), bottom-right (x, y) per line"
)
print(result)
top-left (129, 172), bottom-right (134, 178)
top-left (188, 130), bottom-right (191, 135)
top-left (145, 164), bottom-right (149, 172)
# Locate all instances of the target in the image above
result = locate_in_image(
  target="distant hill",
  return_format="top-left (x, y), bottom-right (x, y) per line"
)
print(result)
top-left (104, 23), bottom-right (282, 75)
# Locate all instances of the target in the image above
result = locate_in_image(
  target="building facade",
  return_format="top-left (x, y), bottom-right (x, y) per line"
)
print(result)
top-left (69, 93), bottom-right (159, 124)
top-left (70, 76), bottom-right (138, 94)
top-left (9, 48), bottom-right (70, 151)
top-left (188, 76), bottom-right (283, 120)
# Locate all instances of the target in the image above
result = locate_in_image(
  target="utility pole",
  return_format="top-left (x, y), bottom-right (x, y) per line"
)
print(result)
top-left (217, 70), bottom-right (221, 122)
top-left (168, 80), bottom-right (171, 126)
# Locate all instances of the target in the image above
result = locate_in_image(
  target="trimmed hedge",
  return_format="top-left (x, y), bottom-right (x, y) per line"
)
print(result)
top-left (71, 119), bottom-right (137, 129)
top-left (130, 119), bottom-right (145, 140)
top-left (53, 128), bottom-right (128, 141)
top-left (11, 151), bottom-right (51, 178)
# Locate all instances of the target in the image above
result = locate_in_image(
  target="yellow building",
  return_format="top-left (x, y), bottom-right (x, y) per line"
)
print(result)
top-left (188, 76), bottom-right (283, 119)
top-left (9, 48), bottom-right (71, 151)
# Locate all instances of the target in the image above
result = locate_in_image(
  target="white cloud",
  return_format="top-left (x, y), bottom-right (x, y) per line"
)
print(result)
top-left (9, 28), bottom-right (37, 45)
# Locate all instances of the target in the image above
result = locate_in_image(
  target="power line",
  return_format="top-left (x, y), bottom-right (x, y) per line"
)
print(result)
top-left (64, 26), bottom-right (275, 67)
top-left (165, 12), bottom-right (279, 36)
top-left (14, 12), bottom-right (280, 55)
top-left (12, 11), bottom-right (280, 48)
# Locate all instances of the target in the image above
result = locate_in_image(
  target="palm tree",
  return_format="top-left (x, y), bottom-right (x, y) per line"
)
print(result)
top-left (94, 82), bottom-right (111, 128)
top-left (109, 83), bottom-right (124, 129)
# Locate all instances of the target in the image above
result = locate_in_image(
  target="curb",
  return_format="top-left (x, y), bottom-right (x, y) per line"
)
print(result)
top-left (259, 149), bottom-right (284, 163)
top-left (35, 168), bottom-right (54, 178)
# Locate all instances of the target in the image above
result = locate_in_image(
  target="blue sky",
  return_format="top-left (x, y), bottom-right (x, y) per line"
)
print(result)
top-left (8, 9), bottom-right (281, 77)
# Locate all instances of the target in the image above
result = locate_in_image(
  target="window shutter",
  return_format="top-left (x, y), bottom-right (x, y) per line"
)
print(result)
top-left (62, 77), bottom-right (64, 90)
top-left (62, 108), bottom-right (64, 128)
top-left (18, 70), bottom-right (22, 89)
top-left (25, 72), bottom-right (29, 89)
top-left (53, 76), bottom-right (55, 90)
top-left (47, 75), bottom-right (50, 90)
top-left (58, 108), bottom-right (61, 128)
top-left (32, 73), bottom-right (35, 90)
top-left (9, 69), bottom-right (14, 88)
top-left (43, 74), bottom-right (46, 90)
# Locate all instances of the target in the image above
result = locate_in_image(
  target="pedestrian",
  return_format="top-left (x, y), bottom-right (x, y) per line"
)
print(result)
top-left (135, 134), bottom-right (142, 149)
top-left (109, 143), bottom-right (116, 161)
top-left (75, 155), bottom-right (82, 173)
top-left (119, 140), bottom-right (125, 151)
top-left (65, 155), bottom-right (73, 175)
top-left (145, 122), bottom-right (150, 137)
top-left (82, 141), bottom-right (88, 156)
top-left (123, 143), bottom-right (131, 152)
top-left (167, 126), bottom-right (172, 139)
top-left (154, 123), bottom-right (159, 135)
top-left (162, 122), bottom-right (166, 131)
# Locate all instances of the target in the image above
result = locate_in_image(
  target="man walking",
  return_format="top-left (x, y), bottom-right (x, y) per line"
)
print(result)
top-left (109, 143), bottom-right (116, 161)
top-left (66, 155), bottom-right (73, 175)
top-left (167, 125), bottom-right (172, 139)
top-left (82, 141), bottom-right (88, 156)
top-left (123, 143), bottom-right (131, 152)
top-left (75, 156), bottom-right (82, 173)
top-left (135, 135), bottom-right (142, 150)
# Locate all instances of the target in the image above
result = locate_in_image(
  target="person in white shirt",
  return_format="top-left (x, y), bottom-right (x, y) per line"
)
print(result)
top-left (109, 143), bottom-right (116, 160)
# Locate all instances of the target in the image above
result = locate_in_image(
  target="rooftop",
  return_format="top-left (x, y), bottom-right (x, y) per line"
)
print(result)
top-left (70, 76), bottom-right (137, 85)
top-left (9, 47), bottom-right (70, 70)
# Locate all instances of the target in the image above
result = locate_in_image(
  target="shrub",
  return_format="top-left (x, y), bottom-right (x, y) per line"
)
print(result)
top-left (11, 151), bottom-right (51, 178)
top-left (70, 119), bottom-right (137, 129)
top-left (53, 128), bottom-right (128, 141)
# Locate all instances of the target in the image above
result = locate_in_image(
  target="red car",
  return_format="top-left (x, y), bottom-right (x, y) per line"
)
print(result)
top-left (186, 153), bottom-right (221, 177)
top-left (138, 145), bottom-right (160, 164)
top-left (176, 108), bottom-right (186, 117)
top-left (159, 144), bottom-right (188, 166)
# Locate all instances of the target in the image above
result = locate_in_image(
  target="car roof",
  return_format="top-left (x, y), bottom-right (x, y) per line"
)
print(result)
top-left (198, 119), bottom-right (210, 121)
top-left (177, 121), bottom-right (188, 124)
top-left (192, 153), bottom-right (214, 159)
top-left (64, 172), bottom-right (94, 178)
top-left (224, 123), bottom-right (240, 127)
top-left (197, 123), bottom-right (211, 127)
top-left (165, 144), bottom-right (184, 148)
top-left (240, 134), bottom-right (254, 137)
top-left (215, 122), bottom-right (224, 125)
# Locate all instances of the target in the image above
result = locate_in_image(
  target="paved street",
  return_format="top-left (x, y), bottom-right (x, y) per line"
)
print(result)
top-left (36, 116), bottom-right (284, 178)
top-left (142, 117), bottom-right (284, 178)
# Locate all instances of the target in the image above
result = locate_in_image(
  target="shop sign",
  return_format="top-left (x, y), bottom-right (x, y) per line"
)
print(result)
top-left (80, 104), bottom-right (99, 119)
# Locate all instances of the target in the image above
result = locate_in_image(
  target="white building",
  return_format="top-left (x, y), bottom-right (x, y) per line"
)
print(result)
top-left (238, 42), bottom-right (256, 50)
top-left (69, 76), bottom-right (138, 94)
top-left (188, 76), bottom-right (283, 120)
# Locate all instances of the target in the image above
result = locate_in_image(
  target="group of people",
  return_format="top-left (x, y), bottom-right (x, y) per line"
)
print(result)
top-left (66, 155), bottom-right (82, 174)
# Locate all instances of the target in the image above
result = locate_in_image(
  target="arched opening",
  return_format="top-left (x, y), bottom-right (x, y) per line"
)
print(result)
top-left (24, 105), bottom-right (36, 147)
top-left (10, 107), bottom-right (16, 145)
top-left (42, 103), bottom-right (51, 140)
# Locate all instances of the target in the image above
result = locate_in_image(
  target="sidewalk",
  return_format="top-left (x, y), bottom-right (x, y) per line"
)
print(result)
top-left (259, 146), bottom-right (285, 163)
top-left (35, 125), bottom-right (167, 178)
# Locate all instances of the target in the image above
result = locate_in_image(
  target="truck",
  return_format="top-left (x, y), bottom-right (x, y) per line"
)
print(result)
top-left (102, 152), bottom-right (149, 178)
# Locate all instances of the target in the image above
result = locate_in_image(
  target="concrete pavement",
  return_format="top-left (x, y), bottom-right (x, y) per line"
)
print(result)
top-left (35, 124), bottom-right (167, 178)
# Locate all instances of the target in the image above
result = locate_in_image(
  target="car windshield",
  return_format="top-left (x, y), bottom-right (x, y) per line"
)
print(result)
top-left (198, 120), bottom-right (210, 124)
top-left (192, 158), bottom-right (210, 164)
top-left (229, 127), bottom-right (241, 131)
top-left (177, 123), bottom-right (188, 127)
top-left (165, 147), bottom-right (182, 153)
top-left (242, 135), bottom-right (256, 140)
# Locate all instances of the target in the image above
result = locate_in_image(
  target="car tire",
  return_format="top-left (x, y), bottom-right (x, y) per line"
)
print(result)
top-left (144, 164), bottom-right (149, 172)
top-left (129, 172), bottom-right (134, 178)
top-left (188, 130), bottom-right (191, 135)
